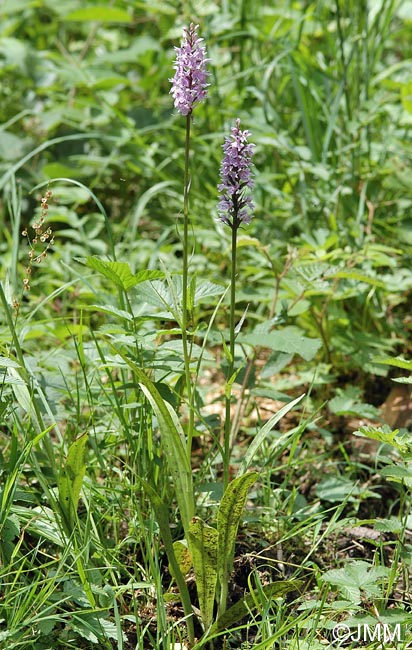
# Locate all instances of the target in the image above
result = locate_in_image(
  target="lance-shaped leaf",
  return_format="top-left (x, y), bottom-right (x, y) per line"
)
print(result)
top-left (238, 394), bottom-right (305, 476)
top-left (188, 517), bottom-right (218, 631)
top-left (108, 351), bottom-right (194, 535)
top-left (58, 433), bottom-right (88, 531)
top-left (217, 472), bottom-right (258, 616)
top-left (138, 382), bottom-right (194, 535)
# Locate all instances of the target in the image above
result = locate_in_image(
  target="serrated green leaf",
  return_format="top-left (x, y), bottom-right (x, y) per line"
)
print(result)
top-left (353, 426), bottom-right (407, 452)
top-left (334, 270), bottom-right (387, 288)
top-left (63, 6), bottom-right (132, 23)
top-left (374, 517), bottom-right (403, 533)
top-left (85, 257), bottom-right (163, 290)
top-left (188, 517), bottom-right (218, 631)
top-left (0, 356), bottom-right (20, 368)
top-left (37, 616), bottom-right (57, 635)
top-left (329, 396), bottom-right (380, 419)
top-left (322, 561), bottom-right (389, 605)
top-left (380, 464), bottom-right (412, 487)
top-left (194, 281), bottom-right (224, 302)
top-left (315, 475), bottom-right (360, 502)
top-left (90, 304), bottom-right (133, 321)
top-left (58, 433), bottom-right (88, 530)
top-left (240, 326), bottom-right (321, 361)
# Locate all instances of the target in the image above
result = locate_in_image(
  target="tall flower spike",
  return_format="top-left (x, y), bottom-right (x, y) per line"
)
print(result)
top-left (170, 23), bottom-right (209, 116)
top-left (218, 119), bottom-right (255, 228)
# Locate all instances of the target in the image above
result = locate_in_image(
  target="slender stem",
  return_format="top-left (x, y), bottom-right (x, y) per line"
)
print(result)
top-left (0, 282), bottom-right (56, 473)
top-left (223, 222), bottom-right (238, 489)
top-left (335, 0), bottom-right (352, 123)
top-left (182, 115), bottom-right (195, 459)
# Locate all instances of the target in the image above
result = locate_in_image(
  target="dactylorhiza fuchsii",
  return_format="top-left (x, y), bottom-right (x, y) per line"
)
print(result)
top-left (217, 119), bottom-right (255, 489)
top-left (168, 24), bottom-right (210, 466)
top-left (218, 118), bottom-right (255, 229)
top-left (169, 23), bottom-right (209, 116)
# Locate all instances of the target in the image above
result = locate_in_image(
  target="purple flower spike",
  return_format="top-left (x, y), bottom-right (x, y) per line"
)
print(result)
top-left (218, 119), bottom-right (255, 228)
top-left (170, 23), bottom-right (209, 116)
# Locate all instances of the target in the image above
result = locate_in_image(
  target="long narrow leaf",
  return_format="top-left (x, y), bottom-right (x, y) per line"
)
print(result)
top-left (238, 394), bottom-right (305, 476)
top-left (217, 472), bottom-right (258, 616)
top-left (210, 580), bottom-right (302, 635)
top-left (188, 518), bottom-right (218, 631)
top-left (58, 433), bottom-right (88, 531)
top-left (109, 350), bottom-right (194, 534)
top-left (139, 480), bottom-right (195, 645)
top-left (138, 381), bottom-right (194, 535)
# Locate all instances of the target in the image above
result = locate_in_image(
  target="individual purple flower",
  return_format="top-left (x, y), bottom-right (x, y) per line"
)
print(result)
top-left (170, 23), bottom-right (209, 116)
top-left (218, 119), bottom-right (255, 228)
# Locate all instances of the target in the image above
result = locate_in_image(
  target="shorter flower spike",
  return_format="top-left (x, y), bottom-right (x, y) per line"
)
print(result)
top-left (170, 23), bottom-right (209, 116)
top-left (218, 119), bottom-right (255, 228)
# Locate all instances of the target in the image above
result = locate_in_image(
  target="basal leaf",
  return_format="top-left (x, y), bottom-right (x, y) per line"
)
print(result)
top-left (374, 517), bottom-right (403, 533)
top-left (171, 540), bottom-right (192, 579)
top-left (217, 473), bottom-right (258, 617)
top-left (188, 517), bottom-right (218, 631)
top-left (217, 473), bottom-right (258, 571)
top-left (380, 464), bottom-right (412, 487)
top-left (322, 561), bottom-right (389, 605)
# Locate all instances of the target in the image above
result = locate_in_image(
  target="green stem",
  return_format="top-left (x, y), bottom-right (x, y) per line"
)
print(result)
top-left (223, 222), bottom-right (238, 489)
top-left (182, 115), bottom-right (195, 460)
top-left (335, 0), bottom-right (352, 123)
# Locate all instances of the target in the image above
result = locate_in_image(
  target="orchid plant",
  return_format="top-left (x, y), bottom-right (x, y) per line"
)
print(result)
top-left (72, 22), bottom-right (301, 646)
top-left (129, 24), bottom-right (300, 645)
top-left (218, 118), bottom-right (256, 488)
